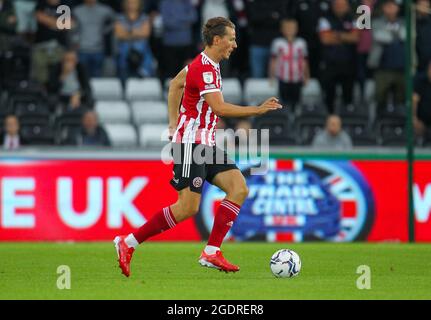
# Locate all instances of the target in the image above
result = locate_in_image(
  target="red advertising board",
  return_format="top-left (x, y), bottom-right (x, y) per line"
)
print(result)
top-left (0, 158), bottom-right (430, 242)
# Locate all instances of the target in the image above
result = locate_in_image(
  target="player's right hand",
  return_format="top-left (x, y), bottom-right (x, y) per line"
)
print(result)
top-left (256, 97), bottom-right (283, 115)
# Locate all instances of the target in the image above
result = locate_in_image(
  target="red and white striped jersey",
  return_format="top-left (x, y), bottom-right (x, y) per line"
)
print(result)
top-left (270, 37), bottom-right (308, 83)
top-left (172, 52), bottom-right (222, 146)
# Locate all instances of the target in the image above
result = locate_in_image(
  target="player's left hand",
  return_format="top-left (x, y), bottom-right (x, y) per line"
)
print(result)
top-left (168, 126), bottom-right (176, 141)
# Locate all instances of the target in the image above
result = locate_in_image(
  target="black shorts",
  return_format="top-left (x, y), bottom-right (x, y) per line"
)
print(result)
top-left (170, 143), bottom-right (238, 194)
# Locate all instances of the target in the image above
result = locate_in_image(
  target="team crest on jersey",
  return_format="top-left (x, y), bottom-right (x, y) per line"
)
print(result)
top-left (202, 72), bottom-right (214, 84)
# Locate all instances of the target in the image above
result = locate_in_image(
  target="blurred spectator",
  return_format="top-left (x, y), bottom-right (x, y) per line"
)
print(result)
top-left (245, 0), bottom-right (289, 78)
top-left (74, 110), bottom-right (111, 146)
top-left (291, 0), bottom-right (331, 78)
top-left (368, 0), bottom-right (405, 111)
top-left (1, 115), bottom-right (27, 150)
top-left (13, 0), bottom-right (37, 37)
top-left (201, 0), bottom-right (229, 24)
top-left (114, 0), bottom-right (155, 84)
top-left (318, 0), bottom-right (359, 113)
top-left (228, 0), bottom-right (249, 79)
top-left (31, 0), bottom-right (71, 85)
top-left (413, 61), bottom-right (431, 137)
top-left (73, 0), bottom-right (115, 77)
top-left (48, 50), bottom-right (93, 111)
top-left (312, 114), bottom-right (352, 149)
top-left (269, 18), bottom-right (309, 110)
top-left (100, 0), bottom-right (123, 12)
top-left (356, 0), bottom-right (376, 101)
top-left (159, 0), bottom-right (197, 80)
top-left (416, 0), bottom-right (431, 74)
top-left (143, 0), bottom-right (163, 78)
top-left (0, 0), bottom-right (17, 52)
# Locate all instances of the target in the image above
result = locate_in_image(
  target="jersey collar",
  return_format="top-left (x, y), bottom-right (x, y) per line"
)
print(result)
top-left (201, 52), bottom-right (219, 68)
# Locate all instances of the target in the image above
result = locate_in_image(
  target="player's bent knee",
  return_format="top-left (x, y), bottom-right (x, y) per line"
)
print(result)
top-left (229, 183), bottom-right (249, 204)
top-left (238, 183), bottom-right (249, 199)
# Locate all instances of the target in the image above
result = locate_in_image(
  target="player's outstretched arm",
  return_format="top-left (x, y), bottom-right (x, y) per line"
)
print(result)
top-left (168, 67), bottom-right (187, 137)
top-left (204, 91), bottom-right (282, 118)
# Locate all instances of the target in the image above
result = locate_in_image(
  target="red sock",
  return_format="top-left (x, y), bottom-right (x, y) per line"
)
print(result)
top-left (133, 206), bottom-right (177, 243)
top-left (207, 199), bottom-right (240, 248)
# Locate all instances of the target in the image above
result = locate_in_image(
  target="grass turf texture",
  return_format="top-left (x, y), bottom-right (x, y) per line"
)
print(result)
top-left (1, 242), bottom-right (431, 300)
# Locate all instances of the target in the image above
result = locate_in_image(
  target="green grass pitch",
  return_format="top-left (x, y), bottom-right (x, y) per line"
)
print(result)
top-left (1, 242), bottom-right (431, 300)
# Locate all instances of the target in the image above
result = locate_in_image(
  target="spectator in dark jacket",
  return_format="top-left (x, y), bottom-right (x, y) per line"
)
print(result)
top-left (368, 0), bottom-right (405, 112)
top-left (48, 50), bottom-right (94, 111)
top-left (31, 0), bottom-right (72, 85)
top-left (75, 110), bottom-right (111, 146)
top-left (318, 0), bottom-right (359, 113)
top-left (291, 0), bottom-right (331, 78)
top-left (245, 0), bottom-right (289, 78)
top-left (159, 0), bottom-right (197, 80)
top-left (416, 0), bottom-right (431, 74)
top-left (0, 0), bottom-right (17, 52)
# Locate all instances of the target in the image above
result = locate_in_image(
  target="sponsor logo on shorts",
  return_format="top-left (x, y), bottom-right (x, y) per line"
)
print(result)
top-left (193, 177), bottom-right (203, 188)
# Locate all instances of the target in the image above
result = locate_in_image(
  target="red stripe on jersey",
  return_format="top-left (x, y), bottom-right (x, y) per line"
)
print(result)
top-left (288, 42), bottom-right (294, 82)
top-left (298, 47), bottom-right (304, 83)
top-left (174, 52), bottom-right (221, 146)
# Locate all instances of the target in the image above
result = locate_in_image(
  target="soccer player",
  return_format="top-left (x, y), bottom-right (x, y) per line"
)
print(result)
top-left (114, 17), bottom-right (282, 277)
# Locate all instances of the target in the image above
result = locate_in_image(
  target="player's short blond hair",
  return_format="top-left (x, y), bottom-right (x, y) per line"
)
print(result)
top-left (202, 17), bottom-right (235, 47)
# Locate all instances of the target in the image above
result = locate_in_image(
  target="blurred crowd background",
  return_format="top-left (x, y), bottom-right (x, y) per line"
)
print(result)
top-left (1, 0), bottom-right (431, 150)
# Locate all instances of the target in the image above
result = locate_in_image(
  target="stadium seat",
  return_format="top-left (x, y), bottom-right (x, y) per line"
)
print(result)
top-left (90, 78), bottom-right (123, 101)
top-left (222, 78), bottom-right (242, 104)
top-left (54, 110), bottom-right (85, 143)
top-left (20, 123), bottom-right (54, 145)
top-left (139, 124), bottom-right (170, 148)
top-left (125, 78), bottom-right (163, 102)
top-left (296, 118), bottom-right (325, 145)
top-left (104, 123), bottom-right (138, 147)
top-left (131, 101), bottom-right (168, 124)
top-left (95, 101), bottom-right (131, 124)
top-left (338, 103), bottom-right (369, 121)
top-left (12, 98), bottom-right (50, 118)
top-left (377, 119), bottom-right (406, 146)
top-left (343, 123), bottom-right (376, 146)
top-left (243, 78), bottom-right (277, 105)
top-left (57, 125), bottom-right (81, 145)
top-left (423, 129), bottom-right (431, 147)
top-left (297, 102), bottom-right (327, 120)
top-left (253, 113), bottom-right (295, 146)
top-left (300, 78), bottom-right (322, 105)
top-left (378, 104), bottom-right (406, 121)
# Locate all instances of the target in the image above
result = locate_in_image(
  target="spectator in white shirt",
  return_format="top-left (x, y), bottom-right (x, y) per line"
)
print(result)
top-left (312, 114), bottom-right (352, 149)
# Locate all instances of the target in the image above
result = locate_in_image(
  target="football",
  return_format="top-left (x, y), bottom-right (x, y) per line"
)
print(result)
top-left (270, 249), bottom-right (301, 278)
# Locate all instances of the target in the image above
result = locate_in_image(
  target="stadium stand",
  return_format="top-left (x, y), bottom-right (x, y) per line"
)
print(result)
top-left (0, 0), bottom-right (429, 149)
